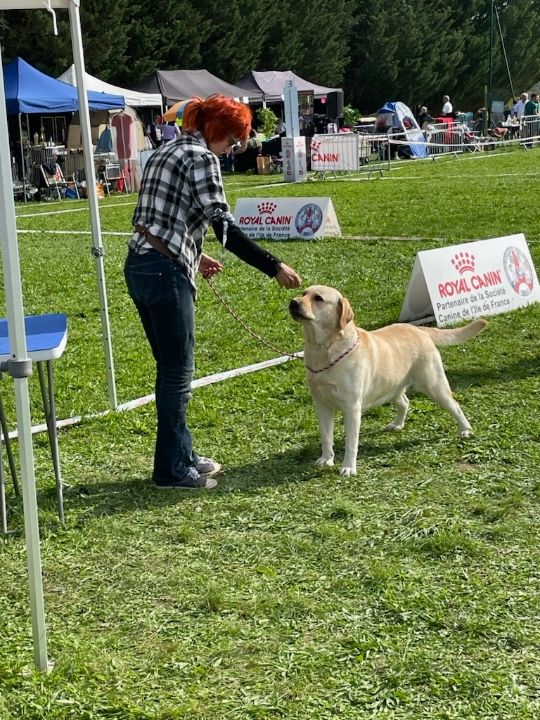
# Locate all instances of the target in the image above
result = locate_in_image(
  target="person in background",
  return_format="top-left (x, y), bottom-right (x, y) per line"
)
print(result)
top-left (326, 118), bottom-right (338, 133)
top-left (232, 128), bottom-right (262, 173)
top-left (417, 106), bottom-right (430, 128)
top-left (523, 93), bottom-right (539, 116)
top-left (125, 95), bottom-right (301, 490)
top-left (522, 93), bottom-right (539, 146)
top-left (161, 120), bottom-right (181, 143)
top-left (146, 114), bottom-right (163, 148)
top-left (441, 95), bottom-right (453, 117)
top-left (512, 93), bottom-right (528, 120)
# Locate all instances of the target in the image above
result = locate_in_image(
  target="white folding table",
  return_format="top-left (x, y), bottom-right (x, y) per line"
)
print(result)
top-left (0, 313), bottom-right (67, 531)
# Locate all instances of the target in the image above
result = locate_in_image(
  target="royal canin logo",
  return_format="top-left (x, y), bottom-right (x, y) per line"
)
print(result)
top-left (239, 201), bottom-right (292, 227)
top-left (451, 251), bottom-right (475, 275)
top-left (257, 201), bottom-right (277, 214)
top-left (310, 140), bottom-right (321, 151)
top-left (438, 251), bottom-right (502, 297)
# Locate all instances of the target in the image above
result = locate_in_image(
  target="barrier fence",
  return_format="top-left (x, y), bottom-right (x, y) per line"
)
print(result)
top-left (308, 114), bottom-right (540, 176)
top-left (520, 114), bottom-right (540, 146)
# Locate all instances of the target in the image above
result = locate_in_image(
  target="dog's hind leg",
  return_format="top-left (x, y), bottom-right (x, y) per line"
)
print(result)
top-left (415, 366), bottom-right (473, 437)
top-left (341, 403), bottom-right (362, 476)
top-left (384, 391), bottom-right (409, 431)
top-left (313, 398), bottom-right (335, 467)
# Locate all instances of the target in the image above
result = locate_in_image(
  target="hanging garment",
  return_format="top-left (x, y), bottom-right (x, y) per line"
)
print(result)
top-left (95, 126), bottom-right (113, 153)
top-left (112, 112), bottom-right (134, 159)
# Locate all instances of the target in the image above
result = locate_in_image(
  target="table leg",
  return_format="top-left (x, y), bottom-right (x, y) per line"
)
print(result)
top-left (0, 438), bottom-right (7, 534)
top-left (0, 393), bottom-right (19, 497)
top-left (37, 362), bottom-right (64, 524)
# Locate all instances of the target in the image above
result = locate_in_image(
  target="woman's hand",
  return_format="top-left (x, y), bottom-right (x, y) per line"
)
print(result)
top-left (275, 263), bottom-right (302, 289)
top-left (199, 253), bottom-right (223, 279)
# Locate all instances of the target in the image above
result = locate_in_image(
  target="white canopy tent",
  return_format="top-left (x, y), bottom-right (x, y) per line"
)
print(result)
top-left (0, 0), bottom-right (115, 672)
top-left (57, 64), bottom-right (162, 108)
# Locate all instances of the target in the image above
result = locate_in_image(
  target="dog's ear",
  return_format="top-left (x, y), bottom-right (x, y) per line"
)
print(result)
top-left (338, 297), bottom-right (354, 329)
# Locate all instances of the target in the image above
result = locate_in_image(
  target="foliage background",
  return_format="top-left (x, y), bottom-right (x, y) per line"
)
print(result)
top-left (0, 0), bottom-right (538, 114)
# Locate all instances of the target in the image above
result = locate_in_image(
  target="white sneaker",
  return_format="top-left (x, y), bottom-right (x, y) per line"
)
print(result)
top-left (196, 457), bottom-right (222, 476)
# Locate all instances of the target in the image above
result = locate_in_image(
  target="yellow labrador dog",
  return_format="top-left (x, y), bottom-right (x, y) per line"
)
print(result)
top-left (289, 285), bottom-right (488, 477)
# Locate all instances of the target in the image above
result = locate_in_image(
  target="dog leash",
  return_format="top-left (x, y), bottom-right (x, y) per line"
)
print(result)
top-left (205, 277), bottom-right (360, 374)
top-left (133, 227), bottom-right (353, 372)
top-left (204, 277), bottom-right (302, 360)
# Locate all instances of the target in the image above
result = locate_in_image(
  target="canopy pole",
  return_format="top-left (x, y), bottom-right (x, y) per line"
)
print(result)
top-left (0, 42), bottom-right (49, 673)
top-left (17, 113), bottom-right (27, 202)
top-left (67, 0), bottom-right (118, 409)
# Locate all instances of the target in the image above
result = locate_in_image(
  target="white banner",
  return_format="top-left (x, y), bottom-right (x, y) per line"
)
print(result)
top-left (281, 136), bottom-right (307, 182)
top-left (310, 134), bottom-right (359, 172)
top-left (234, 197), bottom-right (341, 240)
top-left (399, 234), bottom-right (540, 326)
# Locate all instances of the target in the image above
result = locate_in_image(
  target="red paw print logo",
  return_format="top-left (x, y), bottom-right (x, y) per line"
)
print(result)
top-left (257, 201), bottom-right (277, 214)
top-left (451, 251), bottom-right (475, 274)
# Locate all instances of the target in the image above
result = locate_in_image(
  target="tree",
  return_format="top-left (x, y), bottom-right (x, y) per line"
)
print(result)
top-left (197, 0), bottom-right (270, 82)
top-left (258, 0), bottom-right (353, 87)
top-left (0, 1), bottom-right (132, 79)
top-left (120, 0), bottom-right (209, 85)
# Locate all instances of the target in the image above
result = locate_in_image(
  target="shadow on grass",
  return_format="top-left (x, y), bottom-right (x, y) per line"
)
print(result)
top-left (2, 433), bottom-right (424, 529)
top-left (447, 354), bottom-right (539, 388)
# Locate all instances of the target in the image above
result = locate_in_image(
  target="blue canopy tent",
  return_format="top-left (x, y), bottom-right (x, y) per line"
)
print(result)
top-left (4, 56), bottom-right (124, 199)
top-left (4, 56), bottom-right (124, 113)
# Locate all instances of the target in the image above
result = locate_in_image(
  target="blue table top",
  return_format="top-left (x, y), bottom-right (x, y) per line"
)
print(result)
top-left (0, 313), bottom-right (67, 361)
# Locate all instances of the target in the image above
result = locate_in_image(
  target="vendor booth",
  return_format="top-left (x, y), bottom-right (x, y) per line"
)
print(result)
top-left (57, 66), bottom-right (161, 192)
top-left (4, 56), bottom-right (124, 194)
top-left (133, 68), bottom-right (261, 105)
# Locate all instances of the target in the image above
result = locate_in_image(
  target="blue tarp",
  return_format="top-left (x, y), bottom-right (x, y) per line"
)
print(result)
top-left (375, 101), bottom-right (428, 159)
top-left (4, 57), bottom-right (124, 114)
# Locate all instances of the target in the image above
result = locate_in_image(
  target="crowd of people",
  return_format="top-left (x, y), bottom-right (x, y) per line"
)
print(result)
top-left (414, 91), bottom-right (540, 136)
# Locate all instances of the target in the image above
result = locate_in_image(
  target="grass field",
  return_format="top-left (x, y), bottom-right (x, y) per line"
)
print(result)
top-left (1, 148), bottom-right (540, 719)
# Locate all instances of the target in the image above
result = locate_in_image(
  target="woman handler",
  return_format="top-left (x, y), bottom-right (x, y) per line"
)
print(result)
top-left (125, 95), bottom-right (301, 489)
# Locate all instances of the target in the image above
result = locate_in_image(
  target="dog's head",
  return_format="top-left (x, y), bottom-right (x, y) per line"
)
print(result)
top-left (289, 285), bottom-right (354, 335)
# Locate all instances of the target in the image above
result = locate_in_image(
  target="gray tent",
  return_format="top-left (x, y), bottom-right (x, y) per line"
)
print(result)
top-left (235, 70), bottom-right (342, 103)
top-left (133, 69), bottom-right (262, 104)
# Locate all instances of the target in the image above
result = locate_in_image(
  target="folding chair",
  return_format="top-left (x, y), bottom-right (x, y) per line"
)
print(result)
top-left (101, 162), bottom-right (128, 195)
top-left (40, 162), bottom-right (77, 201)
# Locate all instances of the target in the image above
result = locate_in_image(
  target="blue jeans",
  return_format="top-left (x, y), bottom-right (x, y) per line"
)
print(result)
top-left (124, 251), bottom-right (199, 480)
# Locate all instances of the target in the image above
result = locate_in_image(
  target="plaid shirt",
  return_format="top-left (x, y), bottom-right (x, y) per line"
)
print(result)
top-left (130, 130), bottom-right (234, 292)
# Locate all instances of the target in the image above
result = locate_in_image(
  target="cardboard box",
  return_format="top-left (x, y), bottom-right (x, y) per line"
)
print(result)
top-left (257, 155), bottom-right (272, 175)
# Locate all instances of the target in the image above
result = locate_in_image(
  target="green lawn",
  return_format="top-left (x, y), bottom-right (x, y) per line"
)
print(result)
top-left (1, 148), bottom-right (539, 719)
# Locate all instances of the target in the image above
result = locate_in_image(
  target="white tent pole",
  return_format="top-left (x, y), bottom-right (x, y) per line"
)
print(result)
top-left (67, 0), bottom-right (118, 409)
top-left (0, 43), bottom-right (49, 673)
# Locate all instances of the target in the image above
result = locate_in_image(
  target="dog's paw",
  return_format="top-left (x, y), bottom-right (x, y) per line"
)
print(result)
top-left (384, 421), bottom-right (404, 432)
top-left (315, 456), bottom-right (334, 467)
top-left (459, 429), bottom-right (473, 438)
top-left (339, 465), bottom-right (357, 477)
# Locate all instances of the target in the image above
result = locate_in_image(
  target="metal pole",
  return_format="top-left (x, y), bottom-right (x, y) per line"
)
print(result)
top-left (67, 1), bottom-right (118, 409)
top-left (17, 113), bottom-right (27, 202)
top-left (0, 41), bottom-right (49, 673)
top-left (488, 0), bottom-right (494, 122)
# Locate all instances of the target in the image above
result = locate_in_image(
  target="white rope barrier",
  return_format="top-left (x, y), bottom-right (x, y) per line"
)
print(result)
top-left (2, 352), bottom-right (304, 441)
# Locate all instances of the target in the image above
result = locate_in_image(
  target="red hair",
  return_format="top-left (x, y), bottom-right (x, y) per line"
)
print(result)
top-left (183, 94), bottom-right (252, 144)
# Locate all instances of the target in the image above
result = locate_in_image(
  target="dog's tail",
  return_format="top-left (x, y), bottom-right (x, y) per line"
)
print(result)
top-left (418, 318), bottom-right (489, 346)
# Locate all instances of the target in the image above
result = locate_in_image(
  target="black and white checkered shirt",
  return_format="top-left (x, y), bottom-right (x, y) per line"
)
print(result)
top-left (130, 130), bottom-right (234, 292)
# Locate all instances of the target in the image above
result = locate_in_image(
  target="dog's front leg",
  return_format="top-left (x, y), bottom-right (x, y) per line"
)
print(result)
top-left (313, 397), bottom-right (335, 467)
top-left (341, 403), bottom-right (362, 476)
